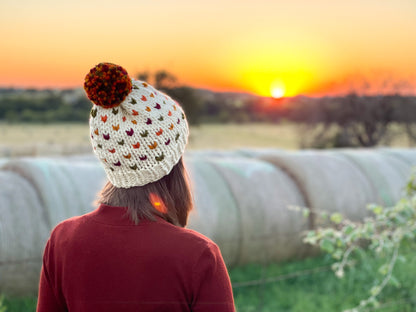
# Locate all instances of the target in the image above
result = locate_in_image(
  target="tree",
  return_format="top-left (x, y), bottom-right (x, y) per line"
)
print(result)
top-left (154, 70), bottom-right (177, 90)
top-left (136, 72), bottom-right (149, 82)
top-left (135, 70), bottom-right (201, 125)
top-left (339, 94), bottom-right (395, 147)
top-left (393, 96), bottom-right (416, 145)
top-left (293, 94), bottom-right (398, 149)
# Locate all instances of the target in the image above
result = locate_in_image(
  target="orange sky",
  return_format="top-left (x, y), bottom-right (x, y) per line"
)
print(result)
top-left (1, 0), bottom-right (415, 97)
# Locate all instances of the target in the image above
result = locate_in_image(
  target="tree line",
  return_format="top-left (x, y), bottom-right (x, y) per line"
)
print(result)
top-left (1, 71), bottom-right (416, 148)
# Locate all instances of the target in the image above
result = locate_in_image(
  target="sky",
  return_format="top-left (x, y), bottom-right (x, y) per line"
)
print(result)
top-left (1, 0), bottom-right (415, 97)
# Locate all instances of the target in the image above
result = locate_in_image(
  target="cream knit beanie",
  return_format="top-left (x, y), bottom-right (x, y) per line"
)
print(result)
top-left (84, 63), bottom-right (189, 188)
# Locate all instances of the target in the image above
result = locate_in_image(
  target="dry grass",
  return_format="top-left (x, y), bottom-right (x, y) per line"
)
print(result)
top-left (188, 122), bottom-right (299, 150)
top-left (0, 123), bottom-right (92, 157)
top-left (0, 122), bottom-right (413, 157)
top-left (0, 122), bottom-right (300, 157)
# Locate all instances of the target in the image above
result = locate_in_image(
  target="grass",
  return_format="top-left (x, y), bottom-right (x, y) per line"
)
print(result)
top-left (0, 296), bottom-right (36, 312)
top-left (1, 122), bottom-right (414, 157)
top-left (188, 122), bottom-right (299, 150)
top-left (2, 248), bottom-right (416, 312)
top-left (230, 248), bottom-right (416, 312)
top-left (0, 122), bottom-right (300, 157)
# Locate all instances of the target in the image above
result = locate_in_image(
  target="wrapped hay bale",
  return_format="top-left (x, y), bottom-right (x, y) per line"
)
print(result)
top-left (335, 150), bottom-right (411, 207)
top-left (185, 156), bottom-right (240, 266)
top-left (207, 157), bottom-right (307, 264)
top-left (378, 148), bottom-right (416, 167)
top-left (2, 158), bottom-right (107, 229)
top-left (64, 154), bottom-right (99, 162)
top-left (237, 148), bottom-right (285, 158)
top-left (258, 150), bottom-right (376, 222)
top-left (186, 150), bottom-right (244, 159)
top-left (0, 171), bottom-right (49, 295)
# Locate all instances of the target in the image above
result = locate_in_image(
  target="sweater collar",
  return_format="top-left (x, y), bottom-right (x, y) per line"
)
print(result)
top-left (88, 204), bottom-right (162, 226)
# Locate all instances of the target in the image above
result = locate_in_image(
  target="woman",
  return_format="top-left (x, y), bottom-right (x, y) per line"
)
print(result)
top-left (36, 63), bottom-right (235, 312)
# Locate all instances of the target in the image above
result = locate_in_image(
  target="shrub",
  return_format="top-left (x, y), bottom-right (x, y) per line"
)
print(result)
top-left (303, 169), bottom-right (416, 311)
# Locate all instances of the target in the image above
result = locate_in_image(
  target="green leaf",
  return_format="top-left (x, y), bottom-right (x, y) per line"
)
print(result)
top-left (378, 264), bottom-right (389, 275)
top-left (372, 205), bottom-right (384, 215)
top-left (404, 232), bottom-right (415, 239)
top-left (370, 285), bottom-right (380, 296)
top-left (303, 231), bottom-right (318, 245)
top-left (389, 275), bottom-right (401, 288)
top-left (330, 212), bottom-right (343, 224)
top-left (336, 238), bottom-right (345, 247)
top-left (397, 255), bottom-right (407, 263)
top-left (320, 239), bottom-right (335, 253)
top-left (344, 225), bottom-right (354, 235)
top-left (332, 249), bottom-right (343, 260)
top-left (306, 230), bottom-right (316, 238)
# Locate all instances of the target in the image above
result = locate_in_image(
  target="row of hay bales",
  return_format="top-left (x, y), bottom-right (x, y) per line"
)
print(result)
top-left (1, 148), bottom-right (415, 295)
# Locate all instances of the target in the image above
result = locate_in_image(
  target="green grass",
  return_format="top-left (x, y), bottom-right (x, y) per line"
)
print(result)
top-left (230, 248), bottom-right (416, 312)
top-left (0, 296), bottom-right (36, 312)
top-left (3, 249), bottom-right (416, 312)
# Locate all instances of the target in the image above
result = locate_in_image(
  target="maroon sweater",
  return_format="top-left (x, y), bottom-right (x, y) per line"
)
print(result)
top-left (37, 204), bottom-right (235, 312)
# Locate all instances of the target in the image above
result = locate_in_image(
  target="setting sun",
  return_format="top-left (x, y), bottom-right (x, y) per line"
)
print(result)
top-left (271, 87), bottom-right (285, 98)
top-left (271, 80), bottom-right (286, 98)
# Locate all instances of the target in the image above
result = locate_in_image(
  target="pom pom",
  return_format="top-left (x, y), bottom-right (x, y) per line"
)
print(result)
top-left (84, 63), bottom-right (132, 108)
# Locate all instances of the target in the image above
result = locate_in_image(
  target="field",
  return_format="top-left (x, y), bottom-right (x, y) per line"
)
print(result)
top-left (0, 122), bottom-right (413, 157)
top-left (3, 247), bottom-right (416, 312)
top-left (0, 122), bottom-right (300, 157)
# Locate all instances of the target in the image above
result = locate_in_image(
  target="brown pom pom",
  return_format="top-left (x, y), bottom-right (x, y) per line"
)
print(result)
top-left (84, 63), bottom-right (132, 108)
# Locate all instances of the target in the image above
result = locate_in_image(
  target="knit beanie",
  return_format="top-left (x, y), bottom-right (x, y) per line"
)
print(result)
top-left (84, 63), bottom-right (189, 188)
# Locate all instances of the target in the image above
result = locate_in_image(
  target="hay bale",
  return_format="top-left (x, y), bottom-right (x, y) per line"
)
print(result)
top-left (186, 150), bottom-right (243, 159)
top-left (207, 157), bottom-right (307, 264)
top-left (378, 148), bottom-right (416, 166)
top-left (2, 158), bottom-right (107, 228)
top-left (335, 149), bottom-right (411, 207)
top-left (64, 154), bottom-right (98, 162)
top-left (237, 148), bottom-right (285, 158)
top-left (0, 171), bottom-right (49, 295)
top-left (185, 156), bottom-right (240, 266)
top-left (258, 150), bottom-right (376, 222)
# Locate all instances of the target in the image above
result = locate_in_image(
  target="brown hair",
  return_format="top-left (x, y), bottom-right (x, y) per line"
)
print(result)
top-left (96, 158), bottom-right (193, 227)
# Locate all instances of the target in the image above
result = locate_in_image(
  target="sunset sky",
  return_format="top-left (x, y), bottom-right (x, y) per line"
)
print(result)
top-left (1, 0), bottom-right (415, 97)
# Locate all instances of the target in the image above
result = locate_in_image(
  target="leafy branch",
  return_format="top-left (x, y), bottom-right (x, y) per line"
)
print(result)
top-left (302, 169), bottom-right (416, 311)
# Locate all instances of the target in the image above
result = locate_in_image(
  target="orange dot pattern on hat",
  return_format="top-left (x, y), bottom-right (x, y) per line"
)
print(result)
top-left (84, 63), bottom-right (132, 108)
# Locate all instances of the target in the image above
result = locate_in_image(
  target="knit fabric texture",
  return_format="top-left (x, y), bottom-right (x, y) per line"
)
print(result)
top-left (86, 63), bottom-right (189, 188)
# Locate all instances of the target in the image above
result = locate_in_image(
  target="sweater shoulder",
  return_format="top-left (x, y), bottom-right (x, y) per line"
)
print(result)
top-left (49, 213), bottom-right (91, 240)
top-left (181, 227), bottom-right (216, 247)
top-left (158, 221), bottom-right (218, 252)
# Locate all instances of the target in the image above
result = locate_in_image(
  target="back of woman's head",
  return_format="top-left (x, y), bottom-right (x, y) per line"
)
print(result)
top-left (97, 157), bottom-right (193, 227)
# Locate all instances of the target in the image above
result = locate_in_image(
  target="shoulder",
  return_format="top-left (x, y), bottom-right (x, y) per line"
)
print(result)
top-left (42, 213), bottom-right (91, 264)
top-left (162, 220), bottom-right (217, 248)
top-left (180, 226), bottom-right (216, 245)
top-left (48, 213), bottom-right (91, 243)
top-left (154, 220), bottom-right (221, 259)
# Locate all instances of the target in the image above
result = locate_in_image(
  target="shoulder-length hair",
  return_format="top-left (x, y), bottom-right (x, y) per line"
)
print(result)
top-left (96, 157), bottom-right (193, 227)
